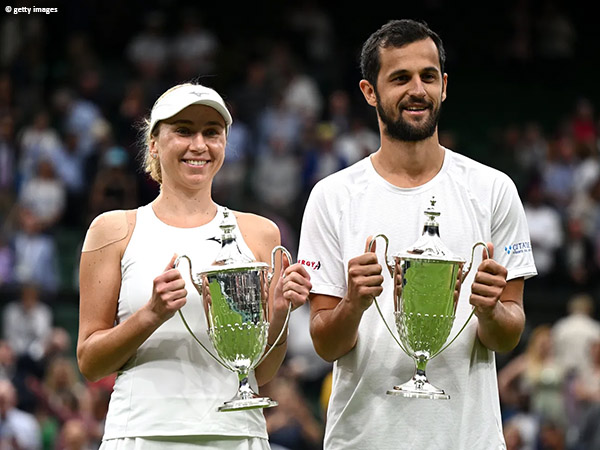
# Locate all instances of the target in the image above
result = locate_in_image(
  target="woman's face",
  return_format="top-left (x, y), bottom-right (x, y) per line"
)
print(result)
top-left (150, 104), bottom-right (227, 192)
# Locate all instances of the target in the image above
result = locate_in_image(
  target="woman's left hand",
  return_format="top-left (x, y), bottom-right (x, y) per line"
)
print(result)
top-left (273, 254), bottom-right (312, 317)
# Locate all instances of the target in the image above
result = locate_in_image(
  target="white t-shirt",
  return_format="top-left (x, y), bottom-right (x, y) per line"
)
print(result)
top-left (102, 204), bottom-right (268, 441)
top-left (298, 149), bottom-right (537, 450)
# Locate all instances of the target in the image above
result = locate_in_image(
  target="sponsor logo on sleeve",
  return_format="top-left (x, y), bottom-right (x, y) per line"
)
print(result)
top-left (299, 259), bottom-right (321, 270)
top-left (504, 241), bottom-right (532, 256)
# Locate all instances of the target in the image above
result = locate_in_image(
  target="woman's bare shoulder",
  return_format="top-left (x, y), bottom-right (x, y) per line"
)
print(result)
top-left (82, 209), bottom-right (137, 253)
top-left (233, 211), bottom-right (281, 261)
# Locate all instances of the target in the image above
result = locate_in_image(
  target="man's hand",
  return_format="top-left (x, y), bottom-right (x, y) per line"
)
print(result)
top-left (343, 236), bottom-right (384, 312)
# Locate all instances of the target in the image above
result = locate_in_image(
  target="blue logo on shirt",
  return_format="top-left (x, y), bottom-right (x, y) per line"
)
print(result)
top-left (504, 241), bottom-right (531, 256)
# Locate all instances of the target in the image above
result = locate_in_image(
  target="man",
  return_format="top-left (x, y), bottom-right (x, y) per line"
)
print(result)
top-left (297, 19), bottom-right (537, 449)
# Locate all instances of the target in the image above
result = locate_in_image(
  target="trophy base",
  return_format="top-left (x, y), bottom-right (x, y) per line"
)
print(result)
top-left (218, 396), bottom-right (278, 412)
top-left (387, 379), bottom-right (450, 400)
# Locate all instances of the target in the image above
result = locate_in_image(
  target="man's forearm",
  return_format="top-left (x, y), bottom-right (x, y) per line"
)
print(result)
top-left (310, 295), bottom-right (365, 362)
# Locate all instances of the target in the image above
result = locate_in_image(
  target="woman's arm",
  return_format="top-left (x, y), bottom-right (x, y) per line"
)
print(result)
top-left (76, 211), bottom-right (188, 382)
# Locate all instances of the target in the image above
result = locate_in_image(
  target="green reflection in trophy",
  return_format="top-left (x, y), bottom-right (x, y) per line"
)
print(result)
top-left (175, 208), bottom-right (291, 411)
top-left (371, 197), bottom-right (488, 399)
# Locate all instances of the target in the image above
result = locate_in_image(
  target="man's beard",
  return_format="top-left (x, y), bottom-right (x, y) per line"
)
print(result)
top-left (376, 93), bottom-right (441, 142)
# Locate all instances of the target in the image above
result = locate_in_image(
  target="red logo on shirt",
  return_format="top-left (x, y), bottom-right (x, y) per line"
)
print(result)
top-left (299, 259), bottom-right (321, 270)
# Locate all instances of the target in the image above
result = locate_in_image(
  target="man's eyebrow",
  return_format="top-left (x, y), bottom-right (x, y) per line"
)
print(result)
top-left (389, 66), bottom-right (440, 77)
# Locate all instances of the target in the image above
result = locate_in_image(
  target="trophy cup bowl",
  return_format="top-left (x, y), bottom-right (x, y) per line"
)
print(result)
top-left (174, 208), bottom-right (292, 411)
top-left (390, 254), bottom-right (464, 399)
top-left (199, 261), bottom-right (274, 411)
top-left (370, 198), bottom-right (489, 399)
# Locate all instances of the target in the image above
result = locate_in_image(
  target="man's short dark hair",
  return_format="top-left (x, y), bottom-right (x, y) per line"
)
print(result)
top-left (360, 19), bottom-right (446, 87)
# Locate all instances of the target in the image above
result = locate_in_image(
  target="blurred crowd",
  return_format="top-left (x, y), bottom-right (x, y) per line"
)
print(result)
top-left (0, 1), bottom-right (599, 449)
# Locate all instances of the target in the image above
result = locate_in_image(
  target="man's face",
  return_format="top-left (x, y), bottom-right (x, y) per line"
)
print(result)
top-left (373, 39), bottom-right (447, 142)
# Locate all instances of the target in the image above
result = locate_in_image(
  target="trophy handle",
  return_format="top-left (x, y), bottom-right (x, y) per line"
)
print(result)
top-left (461, 241), bottom-right (490, 282)
top-left (368, 234), bottom-right (411, 355)
top-left (173, 255), bottom-right (230, 370)
top-left (431, 241), bottom-right (490, 358)
top-left (367, 234), bottom-right (394, 277)
top-left (256, 245), bottom-right (294, 366)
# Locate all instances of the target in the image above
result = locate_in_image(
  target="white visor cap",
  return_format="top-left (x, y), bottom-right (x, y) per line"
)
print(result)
top-left (149, 83), bottom-right (233, 135)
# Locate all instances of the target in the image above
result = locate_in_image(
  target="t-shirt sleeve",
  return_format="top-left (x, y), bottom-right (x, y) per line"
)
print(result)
top-left (297, 181), bottom-right (347, 299)
top-left (491, 174), bottom-right (538, 281)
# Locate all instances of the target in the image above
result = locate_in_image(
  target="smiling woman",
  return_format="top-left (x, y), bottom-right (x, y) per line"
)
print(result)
top-left (76, 82), bottom-right (312, 450)
top-left (150, 105), bottom-right (228, 193)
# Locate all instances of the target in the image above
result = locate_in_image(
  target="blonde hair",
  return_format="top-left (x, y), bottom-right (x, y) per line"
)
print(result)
top-left (138, 117), bottom-right (162, 185)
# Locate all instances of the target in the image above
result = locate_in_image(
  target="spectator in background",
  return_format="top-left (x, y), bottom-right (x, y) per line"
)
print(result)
top-left (170, 10), bottom-right (219, 80)
top-left (514, 121), bottom-right (549, 181)
top-left (28, 356), bottom-right (89, 429)
top-left (280, 61), bottom-right (323, 123)
top-left (552, 293), bottom-right (600, 377)
top-left (56, 417), bottom-right (94, 450)
top-left (11, 207), bottom-right (60, 293)
top-left (541, 133), bottom-right (577, 217)
top-left (334, 115), bottom-right (379, 167)
top-left (286, 1), bottom-right (336, 83)
top-left (498, 325), bottom-right (568, 437)
top-left (50, 129), bottom-right (88, 227)
top-left (568, 175), bottom-right (600, 244)
top-left (17, 157), bottom-right (66, 234)
top-left (116, 80), bottom-right (148, 147)
top-left (324, 90), bottom-right (352, 136)
top-left (87, 145), bottom-right (138, 222)
top-left (16, 110), bottom-right (63, 190)
top-left (569, 97), bottom-right (597, 149)
top-left (251, 135), bottom-right (303, 222)
top-left (124, 10), bottom-right (169, 100)
top-left (2, 283), bottom-right (53, 365)
top-left (535, 0), bottom-right (576, 61)
top-left (0, 378), bottom-right (42, 450)
top-left (262, 374), bottom-right (324, 450)
top-left (301, 122), bottom-right (347, 195)
top-left (570, 338), bottom-right (600, 449)
top-left (229, 59), bottom-right (273, 141)
top-left (51, 86), bottom-right (104, 159)
top-left (256, 92), bottom-right (303, 157)
top-left (561, 216), bottom-right (600, 290)
top-left (523, 179), bottom-right (563, 283)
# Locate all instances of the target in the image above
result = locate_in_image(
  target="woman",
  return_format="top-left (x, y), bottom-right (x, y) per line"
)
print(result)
top-left (77, 83), bottom-right (312, 449)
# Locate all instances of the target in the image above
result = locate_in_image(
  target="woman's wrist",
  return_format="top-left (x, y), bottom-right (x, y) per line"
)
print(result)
top-left (266, 326), bottom-right (288, 348)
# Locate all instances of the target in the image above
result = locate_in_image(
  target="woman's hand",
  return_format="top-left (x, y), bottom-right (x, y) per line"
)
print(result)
top-left (145, 254), bottom-right (188, 326)
top-left (273, 254), bottom-right (312, 319)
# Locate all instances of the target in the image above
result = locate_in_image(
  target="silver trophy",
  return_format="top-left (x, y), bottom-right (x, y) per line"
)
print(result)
top-left (174, 208), bottom-right (291, 411)
top-left (370, 197), bottom-right (489, 399)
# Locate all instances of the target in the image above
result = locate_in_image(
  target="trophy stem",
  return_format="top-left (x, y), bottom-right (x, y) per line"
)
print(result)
top-left (217, 371), bottom-right (278, 412)
top-left (387, 355), bottom-right (450, 400)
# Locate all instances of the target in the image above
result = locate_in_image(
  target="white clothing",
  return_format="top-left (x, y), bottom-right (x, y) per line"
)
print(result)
top-left (2, 300), bottom-right (52, 361)
top-left (552, 313), bottom-right (600, 375)
top-left (298, 149), bottom-right (537, 450)
top-left (0, 407), bottom-right (42, 449)
top-left (100, 436), bottom-right (269, 450)
top-left (18, 177), bottom-right (66, 223)
top-left (524, 204), bottom-right (563, 276)
top-left (101, 204), bottom-right (268, 442)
